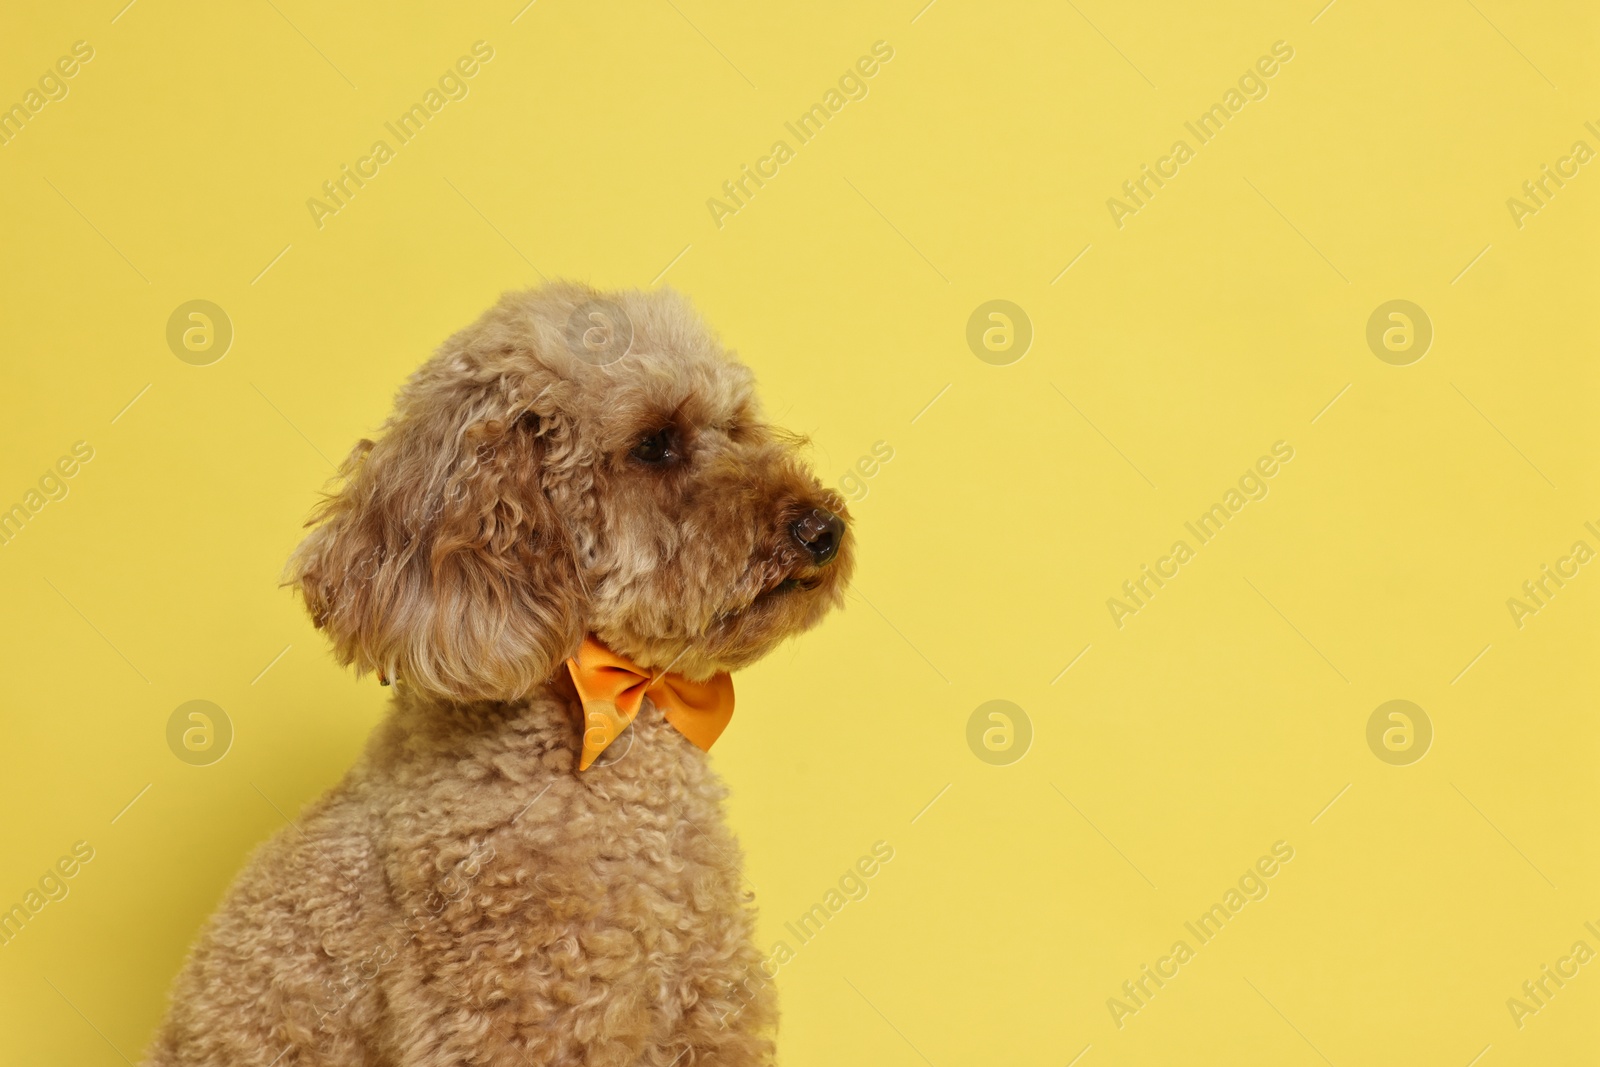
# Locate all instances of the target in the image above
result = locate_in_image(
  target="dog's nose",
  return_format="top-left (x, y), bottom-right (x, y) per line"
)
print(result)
top-left (790, 508), bottom-right (845, 566)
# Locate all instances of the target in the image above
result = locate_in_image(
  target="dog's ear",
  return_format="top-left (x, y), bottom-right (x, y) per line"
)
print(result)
top-left (285, 387), bottom-right (586, 702)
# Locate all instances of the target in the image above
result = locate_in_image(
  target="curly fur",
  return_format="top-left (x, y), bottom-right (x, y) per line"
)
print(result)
top-left (144, 283), bottom-right (853, 1066)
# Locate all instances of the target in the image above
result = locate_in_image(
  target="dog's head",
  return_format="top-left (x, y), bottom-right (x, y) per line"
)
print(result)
top-left (287, 283), bottom-right (852, 701)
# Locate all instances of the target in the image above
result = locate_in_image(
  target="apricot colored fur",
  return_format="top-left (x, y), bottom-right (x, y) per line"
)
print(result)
top-left (145, 284), bottom-right (852, 1066)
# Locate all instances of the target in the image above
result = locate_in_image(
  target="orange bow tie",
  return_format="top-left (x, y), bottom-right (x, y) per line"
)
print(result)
top-left (564, 636), bottom-right (735, 771)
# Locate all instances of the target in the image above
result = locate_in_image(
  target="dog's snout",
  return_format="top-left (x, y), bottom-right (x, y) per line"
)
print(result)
top-left (790, 508), bottom-right (845, 566)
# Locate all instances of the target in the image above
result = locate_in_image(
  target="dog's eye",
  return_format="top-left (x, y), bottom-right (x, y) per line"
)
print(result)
top-left (631, 429), bottom-right (675, 465)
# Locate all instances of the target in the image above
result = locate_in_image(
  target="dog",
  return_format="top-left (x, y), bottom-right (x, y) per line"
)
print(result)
top-left (144, 283), bottom-right (853, 1067)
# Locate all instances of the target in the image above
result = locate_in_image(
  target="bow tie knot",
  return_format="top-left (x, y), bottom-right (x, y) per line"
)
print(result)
top-left (565, 637), bottom-right (735, 771)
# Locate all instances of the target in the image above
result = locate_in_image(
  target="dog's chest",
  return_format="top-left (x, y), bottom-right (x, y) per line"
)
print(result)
top-left (556, 705), bottom-right (743, 910)
top-left (395, 701), bottom-right (760, 1022)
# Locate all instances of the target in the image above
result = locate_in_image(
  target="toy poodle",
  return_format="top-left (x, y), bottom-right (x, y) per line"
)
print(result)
top-left (144, 283), bottom-right (853, 1067)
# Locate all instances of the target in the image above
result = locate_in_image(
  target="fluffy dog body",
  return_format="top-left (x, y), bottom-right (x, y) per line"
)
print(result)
top-left (146, 285), bottom-right (851, 1066)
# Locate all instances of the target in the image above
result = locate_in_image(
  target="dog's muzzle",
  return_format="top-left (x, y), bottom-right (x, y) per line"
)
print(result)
top-left (789, 508), bottom-right (845, 566)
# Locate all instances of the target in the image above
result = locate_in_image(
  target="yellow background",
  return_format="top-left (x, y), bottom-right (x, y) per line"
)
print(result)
top-left (1, 1), bottom-right (1596, 1064)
